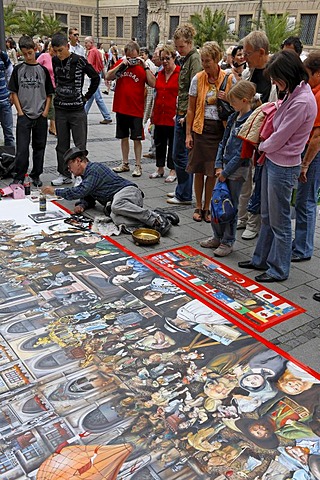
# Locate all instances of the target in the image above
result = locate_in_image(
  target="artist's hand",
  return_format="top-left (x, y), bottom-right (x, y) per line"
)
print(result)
top-left (74, 205), bottom-right (85, 214)
top-left (41, 186), bottom-right (55, 195)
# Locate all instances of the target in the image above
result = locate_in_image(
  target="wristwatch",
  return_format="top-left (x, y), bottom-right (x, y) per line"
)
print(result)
top-left (144, 66), bottom-right (150, 70)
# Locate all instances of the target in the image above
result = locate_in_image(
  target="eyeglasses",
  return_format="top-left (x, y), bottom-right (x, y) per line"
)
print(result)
top-left (160, 56), bottom-right (172, 62)
top-left (243, 50), bottom-right (258, 57)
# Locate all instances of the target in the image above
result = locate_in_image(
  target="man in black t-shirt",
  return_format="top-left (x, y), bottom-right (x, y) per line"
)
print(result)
top-left (237, 31), bottom-right (277, 241)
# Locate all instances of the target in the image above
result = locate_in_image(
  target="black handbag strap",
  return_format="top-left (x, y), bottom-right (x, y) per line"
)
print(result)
top-left (219, 73), bottom-right (230, 92)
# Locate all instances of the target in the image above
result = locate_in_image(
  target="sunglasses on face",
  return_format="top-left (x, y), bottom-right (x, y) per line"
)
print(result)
top-left (161, 56), bottom-right (172, 62)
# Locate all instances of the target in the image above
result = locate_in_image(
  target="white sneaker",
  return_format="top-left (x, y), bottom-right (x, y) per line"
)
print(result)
top-left (200, 237), bottom-right (220, 248)
top-left (132, 165), bottom-right (142, 177)
top-left (167, 196), bottom-right (192, 205)
top-left (167, 191), bottom-right (176, 198)
top-left (242, 228), bottom-right (258, 240)
top-left (51, 175), bottom-right (73, 186)
top-left (74, 176), bottom-right (82, 187)
top-left (213, 244), bottom-right (233, 257)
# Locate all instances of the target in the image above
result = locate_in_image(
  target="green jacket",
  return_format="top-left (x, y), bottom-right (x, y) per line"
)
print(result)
top-left (177, 47), bottom-right (202, 115)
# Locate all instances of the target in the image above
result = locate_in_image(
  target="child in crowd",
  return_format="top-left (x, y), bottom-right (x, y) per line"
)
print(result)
top-left (50, 32), bottom-right (100, 186)
top-left (9, 35), bottom-right (54, 187)
top-left (201, 81), bottom-right (261, 257)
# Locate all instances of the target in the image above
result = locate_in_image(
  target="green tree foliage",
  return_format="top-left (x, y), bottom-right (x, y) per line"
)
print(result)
top-left (259, 10), bottom-right (301, 53)
top-left (4, 3), bottom-right (21, 36)
top-left (18, 11), bottom-right (43, 38)
top-left (40, 15), bottom-right (64, 37)
top-left (190, 7), bottom-right (231, 48)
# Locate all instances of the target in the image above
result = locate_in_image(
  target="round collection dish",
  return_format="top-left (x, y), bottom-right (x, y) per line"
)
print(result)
top-left (132, 228), bottom-right (160, 246)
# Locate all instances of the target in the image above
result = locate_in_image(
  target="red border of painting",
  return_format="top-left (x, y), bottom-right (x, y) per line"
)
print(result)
top-left (144, 245), bottom-right (305, 332)
top-left (54, 203), bottom-right (319, 381)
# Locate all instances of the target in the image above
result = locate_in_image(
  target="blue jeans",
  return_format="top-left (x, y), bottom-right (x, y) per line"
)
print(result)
top-left (211, 177), bottom-right (246, 246)
top-left (0, 99), bottom-right (14, 146)
top-left (293, 151), bottom-right (320, 258)
top-left (172, 115), bottom-right (193, 201)
top-left (252, 159), bottom-right (300, 280)
top-left (85, 88), bottom-right (112, 121)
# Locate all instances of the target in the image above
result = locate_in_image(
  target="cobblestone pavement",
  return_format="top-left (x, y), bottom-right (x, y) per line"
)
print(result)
top-left (2, 83), bottom-right (319, 374)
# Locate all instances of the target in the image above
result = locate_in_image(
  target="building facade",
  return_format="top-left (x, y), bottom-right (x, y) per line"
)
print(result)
top-left (5, 0), bottom-right (320, 52)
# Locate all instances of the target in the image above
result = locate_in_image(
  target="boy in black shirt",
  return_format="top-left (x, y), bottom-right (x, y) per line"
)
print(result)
top-left (51, 33), bottom-right (100, 186)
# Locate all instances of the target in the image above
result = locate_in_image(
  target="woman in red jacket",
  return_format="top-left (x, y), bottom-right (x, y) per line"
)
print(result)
top-left (149, 44), bottom-right (180, 183)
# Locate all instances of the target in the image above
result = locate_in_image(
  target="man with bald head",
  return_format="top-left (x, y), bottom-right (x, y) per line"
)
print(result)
top-left (84, 36), bottom-right (112, 124)
top-left (237, 31), bottom-right (277, 241)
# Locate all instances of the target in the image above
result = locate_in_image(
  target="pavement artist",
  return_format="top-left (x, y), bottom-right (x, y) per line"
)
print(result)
top-left (42, 147), bottom-right (176, 235)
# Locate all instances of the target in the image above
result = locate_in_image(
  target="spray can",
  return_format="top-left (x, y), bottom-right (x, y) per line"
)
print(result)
top-left (39, 192), bottom-right (47, 212)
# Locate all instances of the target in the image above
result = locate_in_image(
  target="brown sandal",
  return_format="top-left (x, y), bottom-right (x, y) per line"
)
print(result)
top-left (193, 208), bottom-right (203, 222)
top-left (202, 209), bottom-right (211, 223)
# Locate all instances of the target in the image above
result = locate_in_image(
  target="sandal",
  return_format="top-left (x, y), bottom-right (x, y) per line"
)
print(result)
top-left (193, 208), bottom-right (203, 222)
top-left (165, 175), bottom-right (177, 183)
top-left (202, 209), bottom-right (211, 223)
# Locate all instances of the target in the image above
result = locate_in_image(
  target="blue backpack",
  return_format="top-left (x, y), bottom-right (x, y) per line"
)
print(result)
top-left (211, 181), bottom-right (236, 224)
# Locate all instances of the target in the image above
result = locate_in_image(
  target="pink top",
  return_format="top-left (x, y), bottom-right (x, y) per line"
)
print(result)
top-left (38, 53), bottom-right (55, 88)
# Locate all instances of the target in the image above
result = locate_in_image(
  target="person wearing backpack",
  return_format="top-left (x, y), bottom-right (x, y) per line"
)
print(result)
top-left (200, 81), bottom-right (261, 256)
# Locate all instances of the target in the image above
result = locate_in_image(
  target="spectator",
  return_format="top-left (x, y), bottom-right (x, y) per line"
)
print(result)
top-left (84, 36), bottom-right (112, 125)
top-left (225, 45), bottom-right (246, 82)
top-left (149, 44), bottom-right (180, 182)
top-left (281, 36), bottom-right (303, 56)
top-left (5, 38), bottom-right (18, 65)
top-left (237, 31), bottom-right (277, 240)
top-left (50, 32), bottom-right (100, 186)
top-left (68, 28), bottom-right (85, 57)
top-left (0, 49), bottom-right (14, 147)
top-left (38, 42), bottom-right (57, 136)
top-left (292, 52), bottom-right (320, 262)
top-left (201, 81), bottom-right (260, 256)
top-left (238, 50), bottom-right (317, 282)
top-left (106, 40), bottom-right (156, 178)
top-left (167, 23), bottom-right (202, 205)
top-left (9, 35), bottom-right (54, 187)
top-left (186, 41), bottom-right (232, 223)
top-left (220, 46), bottom-right (235, 70)
top-left (42, 147), bottom-right (172, 236)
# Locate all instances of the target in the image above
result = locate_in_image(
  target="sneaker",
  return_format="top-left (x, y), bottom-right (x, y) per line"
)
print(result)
top-left (100, 119), bottom-right (112, 124)
top-left (143, 153), bottom-right (155, 159)
top-left (242, 228), bottom-right (258, 240)
top-left (51, 175), bottom-right (72, 186)
top-left (200, 237), bottom-right (220, 248)
top-left (132, 165), bottom-right (142, 177)
top-left (214, 244), bottom-right (233, 257)
top-left (31, 177), bottom-right (43, 187)
top-left (153, 215), bottom-right (172, 236)
top-left (167, 191), bottom-right (176, 198)
top-left (236, 221), bottom-right (246, 230)
top-left (113, 163), bottom-right (130, 173)
top-left (74, 176), bottom-right (83, 187)
top-left (167, 196), bottom-right (192, 205)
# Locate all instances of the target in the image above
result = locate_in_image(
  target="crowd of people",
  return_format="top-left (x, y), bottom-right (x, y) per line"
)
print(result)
top-left (0, 26), bottom-right (319, 294)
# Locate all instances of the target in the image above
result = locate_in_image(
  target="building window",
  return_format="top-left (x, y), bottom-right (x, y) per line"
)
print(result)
top-left (102, 17), bottom-right (109, 37)
top-left (28, 10), bottom-right (41, 18)
top-left (81, 16), bottom-right (92, 36)
top-left (132, 16), bottom-right (138, 40)
top-left (116, 17), bottom-right (124, 38)
top-left (169, 16), bottom-right (179, 39)
top-left (238, 14), bottom-right (252, 39)
top-left (55, 13), bottom-right (68, 34)
top-left (300, 14), bottom-right (317, 45)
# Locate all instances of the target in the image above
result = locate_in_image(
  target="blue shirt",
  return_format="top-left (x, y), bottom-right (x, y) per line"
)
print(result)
top-left (0, 51), bottom-right (12, 102)
top-left (55, 161), bottom-right (136, 209)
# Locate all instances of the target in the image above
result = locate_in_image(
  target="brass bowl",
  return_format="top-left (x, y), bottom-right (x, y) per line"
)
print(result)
top-left (132, 228), bottom-right (160, 246)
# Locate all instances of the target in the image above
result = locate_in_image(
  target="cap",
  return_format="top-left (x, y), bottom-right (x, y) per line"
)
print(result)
top-left (63, 147), bottom-right (88, 164)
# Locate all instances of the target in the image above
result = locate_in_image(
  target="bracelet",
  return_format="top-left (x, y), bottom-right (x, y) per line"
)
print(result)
top-left (144, 66), bottom-right (150, 71)
top-left (301, 164), bottom-right (309, 169)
